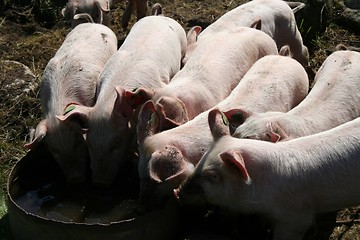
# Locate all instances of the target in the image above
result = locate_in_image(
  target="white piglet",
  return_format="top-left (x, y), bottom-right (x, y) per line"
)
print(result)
top-left (60, 15), bottom-right (187, 186)
top-left (175, 108), bottom-right (360, 240)
top-left (233, 50), bottom-right (360, 142)
top-left (184, 0), bottom-right (310, 75)
top-left (136, 26), bottom-right (279, 131)
top-left (137, 54), bottom-right (309, 205)
top-left (25, 23), bottom-right (118, 183)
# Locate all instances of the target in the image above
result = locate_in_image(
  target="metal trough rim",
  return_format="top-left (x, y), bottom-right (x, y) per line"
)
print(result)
top-left (7, 144), bottom-right (179, 240)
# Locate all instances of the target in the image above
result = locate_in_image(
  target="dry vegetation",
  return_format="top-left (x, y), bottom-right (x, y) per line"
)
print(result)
top-left (1, 0), bottom-right (360, 239)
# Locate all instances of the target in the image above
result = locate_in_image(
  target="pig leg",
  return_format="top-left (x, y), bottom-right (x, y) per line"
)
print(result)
top-left (122, 0), bottom-right (136, 29)
top-left (135, 0), bottom-right (148, 21)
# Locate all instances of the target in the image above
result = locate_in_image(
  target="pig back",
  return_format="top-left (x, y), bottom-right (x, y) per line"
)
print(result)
top-left (289, 50), bottom-right (360, 118)
top-left (152, 27), bottom-right (279, 122)
top-left (40, 23), bottom-right (118, 114)
top-left (120, 15), bottom-right (187, 73)
top-left (216, 54), bottom-right (309, 113)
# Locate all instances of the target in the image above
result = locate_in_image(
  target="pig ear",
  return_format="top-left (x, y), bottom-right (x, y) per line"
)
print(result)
top-left (96, 0), bottom-right (110, 12)
top-left (223, 108), bottom-right (251, 135)
top-left (111, 86), bottom-right (134, 124)
top-left (186, 26), bottom-right (202, 45)
top-left (266, 122), bottom-right (288, 142)
top-left (124, 87), bottom-right (155, 109)
top-left (208, 109), bottom-right (231, 141)
top-left (56, 105), bottom-right (91, 133)
top-left (279, 45), bottom-right (291, 57)
top-left (156, 96), bottom-right (189, 130)
top-left (137, 100), bottom-right (161, 144)
top-left (220, 150), bottom-right (250, 183)
top-left (24, 119), bottom-right (48, 150)
top-left (250, 18), bottom-right (261, 30)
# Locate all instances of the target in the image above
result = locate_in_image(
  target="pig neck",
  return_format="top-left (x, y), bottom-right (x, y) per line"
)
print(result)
top-left (220, 122), bottom-right (360, 214)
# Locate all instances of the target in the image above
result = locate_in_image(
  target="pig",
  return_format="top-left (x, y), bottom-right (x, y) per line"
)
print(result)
top-left (62, 0), bottom-right (112, 27)
top-left (58, 15), bottom-right (187, 186)
top-left (174, 108), bottom-right (360, 240)
top-left (137, 54), bottom-right (309, 206)
top-left (184, 0), bottom-right (312, 78)
top-left (61, 0), bottom-right (148, 29)
top-left (135, 26), bottom-right (279, 132)
top-left (24, 23), bottom-right (118, 183)
top-left (233, 50), bottom-right (360, 142)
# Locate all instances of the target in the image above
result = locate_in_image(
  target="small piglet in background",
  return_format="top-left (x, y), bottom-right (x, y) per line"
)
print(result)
top-left (137, 53), bottom-right (309, 206)
top-left (62, 0), bottom-right (148, 29)
top-left (135, 26), bottom-right (278, 132)
top-left (25, 23), bottom-right (118, 183)
top-left (60, 13), bottom-right (187, 186)
top-left (184, 0), bottom-right (311, 77)
top-left (233, 50), bottom-right (360, 142)
top-left (175, 108), bottom-right (360, 240)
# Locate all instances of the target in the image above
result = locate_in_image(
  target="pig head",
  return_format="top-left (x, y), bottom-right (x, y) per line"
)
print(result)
top-left (136, 101), bottom-right (197, 206)
top-left (58, 87), bottom-right (140, 186)
top-left (174, 109), bottom-right (249, 206)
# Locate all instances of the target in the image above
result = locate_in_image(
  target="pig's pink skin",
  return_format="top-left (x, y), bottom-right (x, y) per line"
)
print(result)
top-left (137, 54), bottom-right (309, 205)
top-left (62, 0), bottom-right (148, 28)
top-left (184, 0), bottom-right (309, 70)
top-left (146, 27), bottom-right (279, 130)
top-left (234, 50), bottom-right (360, 142)
top-left (25, 23), bottom-right (118, 183)
top-left (176, 109), bottom-right (360, 240)
top-left (62, 15), bottom-right (187, 186)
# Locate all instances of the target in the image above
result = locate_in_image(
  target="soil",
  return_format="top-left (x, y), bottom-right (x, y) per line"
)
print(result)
top-left (1, 0), bottom-right (360, 239)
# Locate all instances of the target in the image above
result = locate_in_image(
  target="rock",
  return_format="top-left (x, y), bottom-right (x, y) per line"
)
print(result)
top-left (335, 0), bottom-right (360, 34)
top-left (0, 60), bottom-right (37, 101)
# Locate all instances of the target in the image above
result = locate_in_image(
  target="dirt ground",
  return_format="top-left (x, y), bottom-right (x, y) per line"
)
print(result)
top-left (1, 0), bottom-right (360, 239)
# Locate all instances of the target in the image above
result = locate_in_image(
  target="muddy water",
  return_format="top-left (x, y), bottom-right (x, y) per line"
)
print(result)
top-left (11, 143), bottom-right (146, 224)
top-left (15, 181), bottom-right (146, 224)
